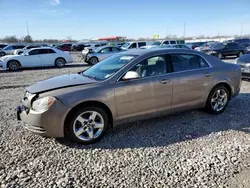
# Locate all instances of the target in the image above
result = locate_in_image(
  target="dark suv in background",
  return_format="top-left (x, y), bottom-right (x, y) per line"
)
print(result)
top-left (226, 38), bottom-right (250, 48)
top-left (202, 42), bottom-right (247, 59)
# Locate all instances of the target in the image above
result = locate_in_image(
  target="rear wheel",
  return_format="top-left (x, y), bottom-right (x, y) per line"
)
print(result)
top-left (8, 60), bottom-right (22, 71)
top-left (88, 57), bottom-right (98, 65)
top-left (0, 52), bottom-right (6, 57)
top-left (238, 51), bottom-right (243, 57)
top-left (55, 58), bottom-right (66, 67)
top-left (65, 107), bottom-right (108, 144)
top-left (218, 53), bottom-right (223, 59)
top-left (206, 85), bottom-right (229, 114)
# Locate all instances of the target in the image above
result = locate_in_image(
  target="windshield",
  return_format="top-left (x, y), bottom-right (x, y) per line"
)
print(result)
top-left (151, 41), bottom-right (161, 46)
top-left (121, 42), bottom-right (130, 48)
top-left (82, 54), bottom-right (137, 80)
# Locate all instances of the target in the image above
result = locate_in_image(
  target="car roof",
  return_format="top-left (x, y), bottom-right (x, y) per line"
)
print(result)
top-left (119, 48), bottom-right (194, 56)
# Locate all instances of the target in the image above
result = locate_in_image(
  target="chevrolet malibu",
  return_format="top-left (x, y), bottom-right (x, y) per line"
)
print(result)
top-left (17, 49), bottom-right (241, 144)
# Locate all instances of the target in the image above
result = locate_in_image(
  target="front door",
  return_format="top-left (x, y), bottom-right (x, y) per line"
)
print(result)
top-left (169, 54), bottom-right (214, 109)
top-left (22, 49), bottom-right (42, 67)
top-left (99, 47), bottom-right (112, 61)
top-left (115, 55), bottom-right (172, 121)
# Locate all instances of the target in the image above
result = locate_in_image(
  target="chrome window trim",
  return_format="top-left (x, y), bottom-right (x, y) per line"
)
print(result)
top-left (116, 52), bottom-right (213, 82)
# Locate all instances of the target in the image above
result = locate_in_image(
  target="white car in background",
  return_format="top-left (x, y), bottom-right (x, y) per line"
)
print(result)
top-left (0, 47), bottom-right (73, 71)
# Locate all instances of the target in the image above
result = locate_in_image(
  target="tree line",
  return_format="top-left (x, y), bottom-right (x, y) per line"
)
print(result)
top-left (0, 35), bottom-right (77, 44)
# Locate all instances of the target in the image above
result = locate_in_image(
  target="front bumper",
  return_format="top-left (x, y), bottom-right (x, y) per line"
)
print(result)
top-left (17, 99), bottom-right (70, 138)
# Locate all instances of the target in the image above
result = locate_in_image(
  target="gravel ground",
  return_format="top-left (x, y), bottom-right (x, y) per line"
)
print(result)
top-left (0, 56), bottom-right (250, 187)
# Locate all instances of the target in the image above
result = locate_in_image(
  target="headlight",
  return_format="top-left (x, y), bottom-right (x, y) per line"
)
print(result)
top-left (32, 96), bottom-right (56, 112)
top-left (245, 63), bottom-right (250, 67)
top-left (207, 51), bottom-right (216, 54)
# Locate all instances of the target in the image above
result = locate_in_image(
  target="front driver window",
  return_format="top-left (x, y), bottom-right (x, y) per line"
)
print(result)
top-left (100, 48), bottom-right (110, 53)
top-left (129, 56), bottom-right (167, 78)
top-left (29, 49), bottom-right (40, 55)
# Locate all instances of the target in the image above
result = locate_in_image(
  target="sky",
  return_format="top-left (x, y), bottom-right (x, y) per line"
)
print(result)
top-left (0, 0), bottom-right (250, 40)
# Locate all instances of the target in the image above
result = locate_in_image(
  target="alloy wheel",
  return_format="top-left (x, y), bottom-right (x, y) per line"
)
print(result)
top-left (73, 111), bottom-right (104, 141)
top-left (56, 58), bottom-right (65, 67)
top-left (211, 89), bottom-right (228, 112)
top-left (9, 61), bottom-right (21, 71)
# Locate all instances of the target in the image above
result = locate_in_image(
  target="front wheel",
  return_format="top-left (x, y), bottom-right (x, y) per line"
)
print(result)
top-left (206, 85), bottom-right (229, 114)
top-left (55, 58), bottom-right (66, 67)
top-left (88, 57), bottom-right (98, 65)
top-left (65, 107), bottom-right (108, 144)
top-left (8, 60), bottom-right (22, 71)
top-left (0, 52), bottom-right (6, 57)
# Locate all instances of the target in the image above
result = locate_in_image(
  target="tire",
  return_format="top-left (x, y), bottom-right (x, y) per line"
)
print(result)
top-left (88, 57), bottom-right (99, 65)
top-left (0, 52), bottom-right (6, 57)
top-left (55, 57), bottom-right (66, 67)
top-left (238, 51), bottom-right (244, 57)
top-left (8, 60), bottom-right (22, 71)
top-left (206, 85), bottom-right (229, 114)
top-left (218, 53), bottom-right (223, 59)
top-left (65, 106), bottom-right (108, 144)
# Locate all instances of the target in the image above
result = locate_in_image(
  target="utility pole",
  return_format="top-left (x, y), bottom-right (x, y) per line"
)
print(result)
top-left (26, 21), bottom-right (30, 36)
top-left (240, 23), bottom-right (243, 37)
top-left (183, 21), bottom-right (186, 39)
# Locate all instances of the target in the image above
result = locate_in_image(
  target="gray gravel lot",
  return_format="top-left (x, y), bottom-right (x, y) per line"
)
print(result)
top-left (0, 55), bottom-right (250, 187)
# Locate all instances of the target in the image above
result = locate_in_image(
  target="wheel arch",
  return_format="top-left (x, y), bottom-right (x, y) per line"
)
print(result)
top-left (55, 57), bottom-right (66, 65)
top-left (7, 59), bottom-right (22, 68)
top-left (209, 82), bottom-right (232, 100)
top-left (64, 100), bottom-right (114, 134)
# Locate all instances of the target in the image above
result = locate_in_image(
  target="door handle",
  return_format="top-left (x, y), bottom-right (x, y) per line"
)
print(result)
top-left (160, 79), bottom-right (170, 84)
top-left (204, 73), bottom-right (211, 77)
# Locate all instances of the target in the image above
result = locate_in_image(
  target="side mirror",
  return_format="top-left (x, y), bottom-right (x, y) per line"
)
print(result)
top-left (122, 71), bottom-right (140, 80)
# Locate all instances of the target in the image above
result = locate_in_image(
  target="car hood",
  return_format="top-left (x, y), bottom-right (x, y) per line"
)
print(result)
top-left (1, 54), bottom-right (21, 60)
top-left (26, 74), bottom-right (97, 94)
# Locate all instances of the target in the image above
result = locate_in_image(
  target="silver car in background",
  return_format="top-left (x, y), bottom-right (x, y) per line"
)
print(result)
top-left (82, 46), bottom-right (123, 65)
top-left (0, 44), bottom-right (26, 56)
top-left (17, 48), bottom-right (241, 144)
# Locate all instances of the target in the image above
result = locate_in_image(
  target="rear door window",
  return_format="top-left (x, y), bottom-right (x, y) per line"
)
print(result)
top-left (170, 54), bottom-right (209, 72)
top-left (111, 47), bottom-right (120, 52)
top-left (138, 42), bottom-right (146, 47)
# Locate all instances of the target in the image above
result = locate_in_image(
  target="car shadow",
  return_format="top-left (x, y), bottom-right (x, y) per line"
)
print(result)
top-left (56, 92), bottom-right (250, 149)
top-left (0, 63), bottom-right (90, 73)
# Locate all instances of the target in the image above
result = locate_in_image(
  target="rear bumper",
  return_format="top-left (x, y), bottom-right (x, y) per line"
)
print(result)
top-left (17, 100), bottom-right (70, 138)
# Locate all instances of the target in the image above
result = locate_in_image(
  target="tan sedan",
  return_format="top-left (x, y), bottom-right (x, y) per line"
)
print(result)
top-left (17, 49), bottom-right (241, 144)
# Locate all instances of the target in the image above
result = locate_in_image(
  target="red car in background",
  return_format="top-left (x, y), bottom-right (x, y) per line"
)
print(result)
top-left (56, 43), bottom-right (73, 51)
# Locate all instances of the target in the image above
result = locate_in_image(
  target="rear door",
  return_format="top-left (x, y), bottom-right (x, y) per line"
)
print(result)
top-left (40, 49), bottom-right (57, 66)
top-left (169, 53), bottom-right (214, 110)
top-left (224, 43), bottom-right (237, 56)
